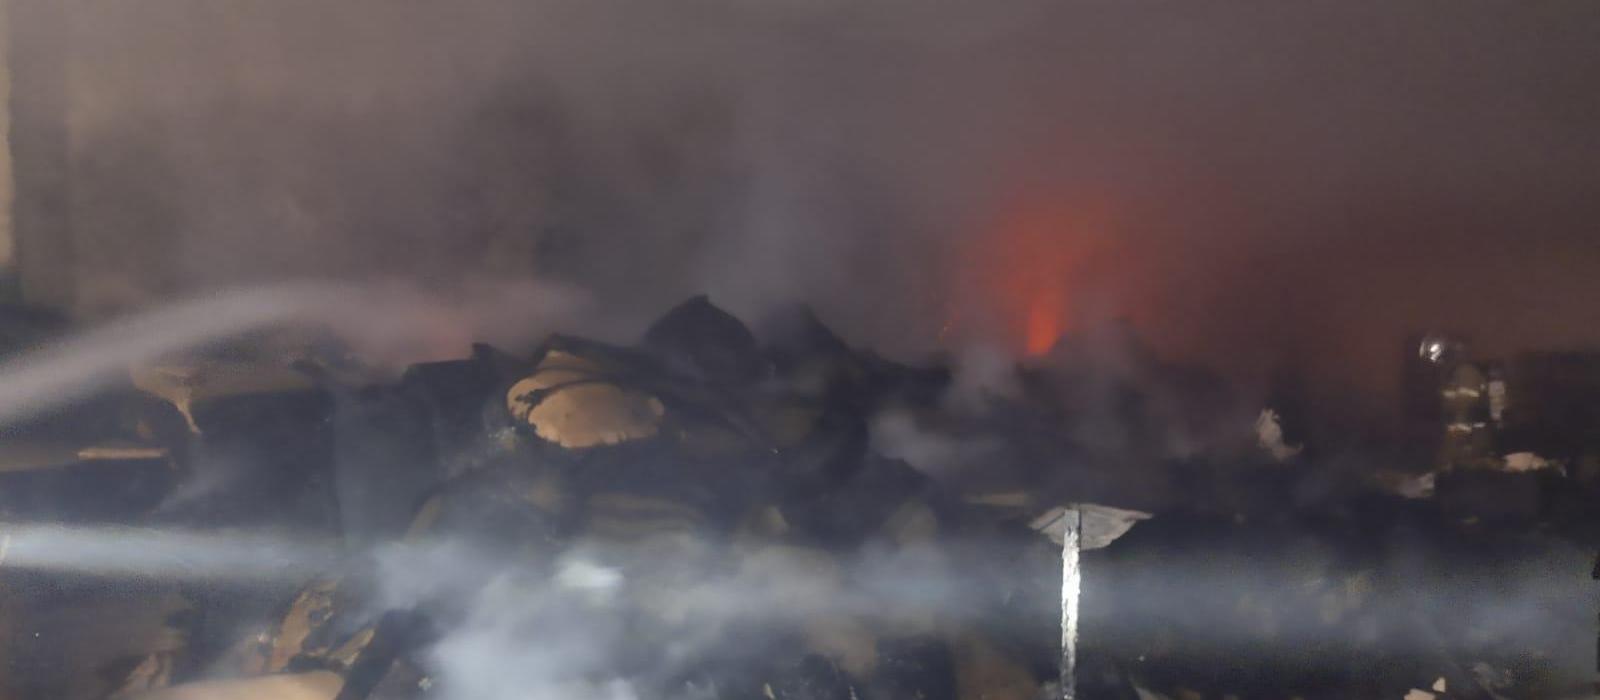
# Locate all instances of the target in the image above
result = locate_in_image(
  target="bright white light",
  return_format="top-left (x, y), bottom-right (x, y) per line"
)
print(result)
top-left (1060, 506), bottom-right (1080, 700)
top-left (1421, 340), bottom-right (1446, 363)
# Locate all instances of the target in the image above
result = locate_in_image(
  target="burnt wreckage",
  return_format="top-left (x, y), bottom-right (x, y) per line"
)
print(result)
top-left (0, 300), bottom-right (1597, 700)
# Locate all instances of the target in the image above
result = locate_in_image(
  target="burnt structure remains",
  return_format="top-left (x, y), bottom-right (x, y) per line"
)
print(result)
top-left (0, 299), bottom-right (1594, 700)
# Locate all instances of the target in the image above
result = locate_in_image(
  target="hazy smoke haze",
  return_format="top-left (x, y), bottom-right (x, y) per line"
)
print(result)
top-left (17, 0), bottom-right (1600, 409)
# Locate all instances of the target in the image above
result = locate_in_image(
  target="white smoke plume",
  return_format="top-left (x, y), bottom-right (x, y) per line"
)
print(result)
top-left (0, 281), bottom-right (588, 427)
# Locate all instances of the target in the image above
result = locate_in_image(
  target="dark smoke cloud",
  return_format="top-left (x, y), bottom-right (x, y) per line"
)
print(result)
top-left (24, 0), bottom-right (1600, 408)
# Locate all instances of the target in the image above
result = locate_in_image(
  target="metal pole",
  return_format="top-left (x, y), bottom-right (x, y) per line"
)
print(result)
top-left (1061, 505), bottom-right (1081, 700)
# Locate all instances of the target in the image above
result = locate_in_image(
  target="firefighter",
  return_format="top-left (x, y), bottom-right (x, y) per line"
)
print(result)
top-left (1435, 352), bottom-right (1493, 470)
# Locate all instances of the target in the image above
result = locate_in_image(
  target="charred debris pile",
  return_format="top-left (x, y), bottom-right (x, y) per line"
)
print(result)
top-left (2, 298), bottom-right (1598, 700)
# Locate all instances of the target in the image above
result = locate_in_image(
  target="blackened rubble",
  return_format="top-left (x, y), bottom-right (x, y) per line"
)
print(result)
top-left (1, 301), bottom-right (1598, 700)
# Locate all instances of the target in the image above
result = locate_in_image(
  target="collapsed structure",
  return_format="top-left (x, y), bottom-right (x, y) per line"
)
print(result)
top-left (0, 299), bottom-right (1596, 700)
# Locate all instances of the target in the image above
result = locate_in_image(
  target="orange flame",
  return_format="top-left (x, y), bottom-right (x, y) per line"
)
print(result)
top-left (950, 195), bottom-right (1109, 357)
top-left (1023, 291), bottom-right (1066, 356)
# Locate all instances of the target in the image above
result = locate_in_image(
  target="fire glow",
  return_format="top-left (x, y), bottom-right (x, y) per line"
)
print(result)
top-left (952, 198), bottom-right (1107, 357)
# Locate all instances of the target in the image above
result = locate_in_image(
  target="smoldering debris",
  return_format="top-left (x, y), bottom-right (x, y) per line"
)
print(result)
top-left (0, 296), bottom-right (1597, 700)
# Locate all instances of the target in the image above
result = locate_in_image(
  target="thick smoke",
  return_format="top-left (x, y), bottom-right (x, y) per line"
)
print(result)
top-left (3, 522), bottom-right (1580, 699)
top-left (9, 3), bottom-right (1600, 696)
top-left (27, 0), bottom-right (1600, 409)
